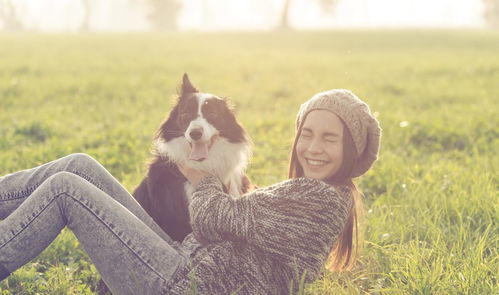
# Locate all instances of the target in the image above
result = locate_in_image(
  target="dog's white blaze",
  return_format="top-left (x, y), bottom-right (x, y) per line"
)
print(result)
top-left (155, 136), bottom-right (251, 199)
top-left (197, 93), bottom-right (212, 115)
top-left (185, 93), bottom-right (218, 142)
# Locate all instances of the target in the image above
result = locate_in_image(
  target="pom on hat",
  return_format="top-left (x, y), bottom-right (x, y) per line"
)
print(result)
top-left (295, 89), bottom-right (381, 177)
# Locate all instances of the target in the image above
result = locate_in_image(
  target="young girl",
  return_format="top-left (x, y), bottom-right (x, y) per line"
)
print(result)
top-left (0, 89), bottom-right (381, 294)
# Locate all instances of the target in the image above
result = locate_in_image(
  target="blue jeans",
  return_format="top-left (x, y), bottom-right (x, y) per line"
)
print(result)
top-left (0, 153), bottom-right (189, 294)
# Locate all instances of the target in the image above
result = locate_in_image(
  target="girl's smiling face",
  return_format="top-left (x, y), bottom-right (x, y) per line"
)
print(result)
top-left (296, 110), bottom-right (344, 180)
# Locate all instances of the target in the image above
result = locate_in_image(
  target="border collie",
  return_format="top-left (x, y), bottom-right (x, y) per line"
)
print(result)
top-left (133, 74), bottom-right (252, 242)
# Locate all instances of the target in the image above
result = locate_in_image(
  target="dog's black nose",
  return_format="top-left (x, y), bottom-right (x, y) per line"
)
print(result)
top-left (189, 129), bottom-right (203, 141)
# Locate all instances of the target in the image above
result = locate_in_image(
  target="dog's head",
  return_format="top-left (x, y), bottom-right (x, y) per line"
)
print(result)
top-left (155, 74), bottom-right (250, 171)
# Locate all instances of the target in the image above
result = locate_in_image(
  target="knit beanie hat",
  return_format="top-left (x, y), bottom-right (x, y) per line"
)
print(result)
top-left (296, 89), bottom-right (381, 177)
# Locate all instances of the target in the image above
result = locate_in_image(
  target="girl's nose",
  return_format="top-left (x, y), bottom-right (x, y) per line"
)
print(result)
top-left (307, 138), bottom-right (323, 154)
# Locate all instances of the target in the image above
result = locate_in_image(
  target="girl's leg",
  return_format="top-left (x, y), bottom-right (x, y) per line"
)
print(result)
top-left (0, 171), bottom-right (187, 294)
top-left (0, 153), bottom-right (174, 244)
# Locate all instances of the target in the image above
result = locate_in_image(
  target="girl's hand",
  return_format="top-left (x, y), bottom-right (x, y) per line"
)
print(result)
top-left (177, 163), bottom-right (210, 187)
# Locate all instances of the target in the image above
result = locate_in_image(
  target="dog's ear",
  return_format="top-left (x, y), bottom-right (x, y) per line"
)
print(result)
top-left (180, 73), bottom-right (198, 96)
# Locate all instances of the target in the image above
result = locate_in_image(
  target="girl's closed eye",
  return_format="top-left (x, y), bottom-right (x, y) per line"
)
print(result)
top-left (300, 130), bottom-right (313, 139)
top-left (325, 136), bottom-right (339, 143)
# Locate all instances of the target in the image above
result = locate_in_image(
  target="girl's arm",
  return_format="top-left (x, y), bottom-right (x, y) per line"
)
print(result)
top-left (188, 175), bottom-right (353, 268)
top-left (188, 176), bottom-right (253, 244)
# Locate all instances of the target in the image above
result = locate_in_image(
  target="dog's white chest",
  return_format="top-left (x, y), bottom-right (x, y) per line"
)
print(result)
top-left (183, 182), bottom-right (196, 204)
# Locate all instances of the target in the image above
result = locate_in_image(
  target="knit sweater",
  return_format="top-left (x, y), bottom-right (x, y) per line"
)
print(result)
top-left (166, 176), bottom-right (353, 295)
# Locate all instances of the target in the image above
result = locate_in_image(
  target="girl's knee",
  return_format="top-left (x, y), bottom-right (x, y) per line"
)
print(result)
top-left (67, 152), bottom-right (97, 164)
top-left (46, 171), bottom-right (82, 188)
top-left (65, 153), bottom-right (101, 170)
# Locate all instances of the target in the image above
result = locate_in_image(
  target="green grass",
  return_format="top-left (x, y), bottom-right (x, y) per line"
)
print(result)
top-left (0, 30), bottom-right (498, 294)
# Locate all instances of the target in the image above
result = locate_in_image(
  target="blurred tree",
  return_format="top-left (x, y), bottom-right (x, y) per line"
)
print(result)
top-left (0, 0), bottom-right (24, 31)
top-left (279, 0), bottom-right (337, 29)
top-left (80, 0), bottom-right (91, 32)
top-left (146, 0), bottom-right (182, 31)
top-left (483, 0), bottom-right (499, 28)
top-left (279, 0), bottom-right (291, 29)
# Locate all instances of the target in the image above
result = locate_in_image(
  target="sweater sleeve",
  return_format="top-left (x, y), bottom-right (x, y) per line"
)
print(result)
top-left (189, 175), bottom-right (353, 275)
top-left (188, 176), bottom-right (253, 244)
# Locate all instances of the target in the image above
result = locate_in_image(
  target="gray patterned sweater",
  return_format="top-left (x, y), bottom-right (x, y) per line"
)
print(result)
top-left (166, 176), bottom-right (353, 294)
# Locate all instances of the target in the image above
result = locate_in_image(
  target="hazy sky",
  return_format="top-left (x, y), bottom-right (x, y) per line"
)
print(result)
top-left (11, 0), bottom-right (485, 31)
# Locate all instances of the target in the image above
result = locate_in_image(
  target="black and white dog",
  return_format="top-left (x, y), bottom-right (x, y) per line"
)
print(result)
top-left (133, 74), bottom-right (252, 242)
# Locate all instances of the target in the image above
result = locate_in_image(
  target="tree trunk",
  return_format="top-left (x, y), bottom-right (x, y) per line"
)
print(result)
top-left (484, 0), bottom-right (499, 29)
top-left (0, 0), bottom-right (23, 31)
top-left (80, 0), bottom-right (90, 32)
top-left (279, 0), bottom-right (291, 29)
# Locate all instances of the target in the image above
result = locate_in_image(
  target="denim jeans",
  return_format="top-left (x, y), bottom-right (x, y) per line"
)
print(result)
top-left (0, 153), bottom-right (189, 294)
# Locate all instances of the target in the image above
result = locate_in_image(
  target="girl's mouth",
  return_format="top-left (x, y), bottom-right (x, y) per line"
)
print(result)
top-left (305, 158), bottom-right (330, 166)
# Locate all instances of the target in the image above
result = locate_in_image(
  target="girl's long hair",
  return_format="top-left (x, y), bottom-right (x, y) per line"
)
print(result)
top-left (288, 121), bottom-right (364, 271)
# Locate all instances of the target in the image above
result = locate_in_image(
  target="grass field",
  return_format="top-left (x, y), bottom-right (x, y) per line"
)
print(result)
top-left (0, 30), bottom-right (498, 294)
